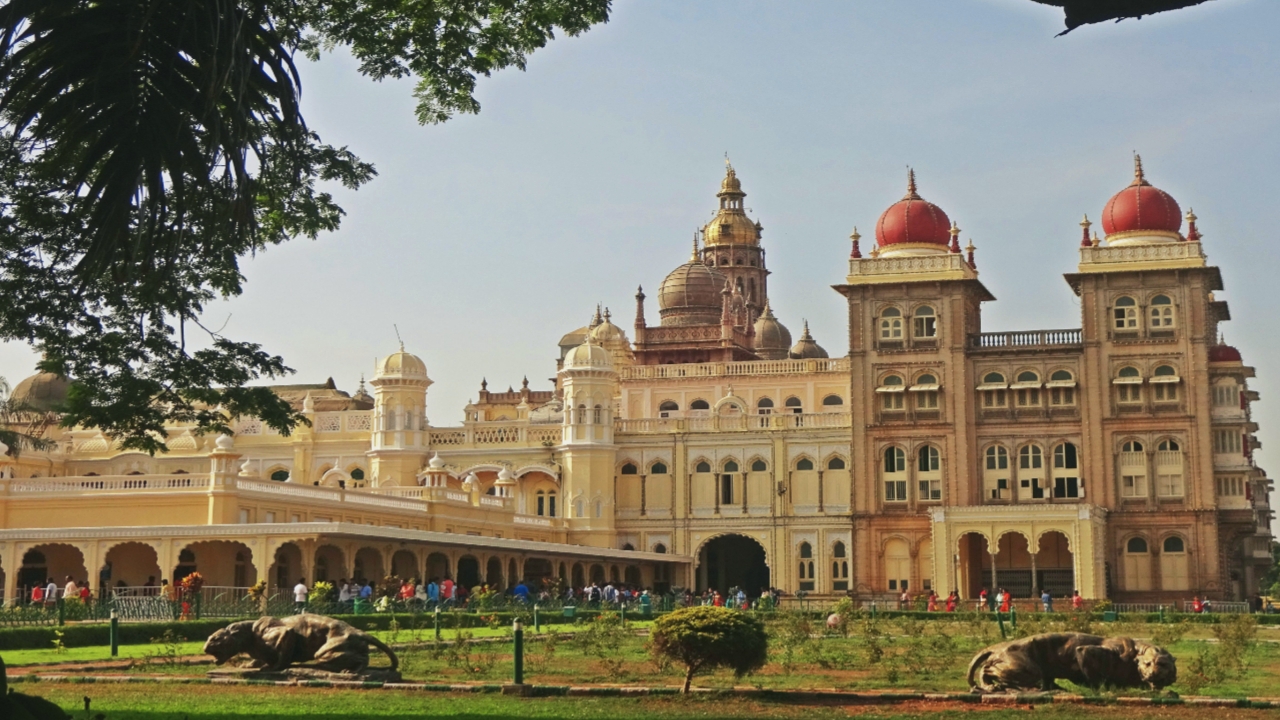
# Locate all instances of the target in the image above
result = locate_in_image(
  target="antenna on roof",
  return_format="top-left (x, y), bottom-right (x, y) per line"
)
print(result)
top-left (393, 324), bottom-right (404, 351)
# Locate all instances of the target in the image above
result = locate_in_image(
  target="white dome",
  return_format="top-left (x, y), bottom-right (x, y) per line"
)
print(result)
top-left (428, 453), bottom-right (445, 470)
top-left (376, 346), bottom-right (429, 380)
top-left (563, 338), bottom-right (613, 370)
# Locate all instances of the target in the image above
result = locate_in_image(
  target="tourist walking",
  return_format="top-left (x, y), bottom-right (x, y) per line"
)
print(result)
top-left (927, 590), bottom-right (938, 612)
top-left (1071, 590), bottom-right (1084, 611)
top-left (1041, 588), bottom-right (1053, 612)
top-left (977, 588), bottom-right (988, 612)
top-left (44, 578), bottom-right (58, 607)
top-left (946, 590), bottom-right (958, 613)
top-left (293, 578), bottom-right (308, 613)
top-left (999, 588), bottom-right (1011, 613)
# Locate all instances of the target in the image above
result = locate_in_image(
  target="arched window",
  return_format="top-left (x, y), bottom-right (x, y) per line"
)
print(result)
top-left (880, 375), bottom-right (904, 411)
top-left (827, 456), bottom-right (847, 470)
top-left (620, 463), bottom-right (638, 475)
top-left (984, 445), bottom-right (1009, 501)
top-left (1049, 369), bottom-right (1076, 406)
top-left (653, 543), bottom-right (667, 554)
top-left (1152, 364), bottom-right (1179, 402)
top-left (913, 373), bottom-right (939, 410)
top-left (821, 394), bottom-right (844, 406)
top-left (750, 459), bottom-right (768, 472)
top-left (1014, 371), bottom-right (1041, 407)
top-left (1113, 296), bottom-right (1138, 330)
top-left (913, 305), bottom-right (937, 338)
top-left (270, 470), bottom-right (289, 482)
top-left (1019, 445), bottom-right (1045, 500)
top-left (980, 372), bottom-right (1007, 408)
top-left (658, 400), bottom-right (679, 414)
top-left (1115, 366), bottom-right (1143, 404)
top-left (795, 458), bottom-right (814, 471)
top-left (1052, 443), bottom-right (1080, 498)
top-left (536, 490), bottom-right (558, 517)
top-left (622, 543), bottom-right (635, 551)
top-left (756, 397), bottom-right (774, 415)
top-left (1119, 441), bottom-right (1147, 498)
top-left (723, 460), bottom-right (739, 473)
top-left (694, 460), bottom-right (712, 473)
top-left (690, 399), bottom-right (710, 411)
top-left (1124, 536), bottom-right (1153, 590)
top-left (832, 541), bottom-right (849, 591)
top-left (1149, 294), bottom-right (1175, 329)
top-left (879, 307), bottom-right (903, 341)
top-left (1161, 535), bottom-right (1189, 591)
top-left (1155, 439), bottom-right (1184, 497)
top-left (784, 396), bottom-right (803, 414)
top-left (798, 542), bottom-right (815, 591)
top-left (349, 468), bottom-right (365, 481)
top-left (883, 447), bottom-right (907, 502)
top-left (917, 446), bottom-right (941, 501)
top-left (650, 462), bottom-right (668, 475)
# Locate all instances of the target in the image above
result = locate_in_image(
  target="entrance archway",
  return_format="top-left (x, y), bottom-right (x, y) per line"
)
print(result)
top-left (697, 534), bottom-right (769, 596)
top-left (457, 556), bottom-right (481, 590)
top-left (1035, 531), bottom-right (1074, 597)
top-left (957, 532), bottom-right (990, 599)
top-left (524, 558), bottom-right (553, 588)
top-left (102, 543), bottom-right (162, 593)
top-left (486, 557), bottom-right (504, 588)
top-left (993, 533), bottom-right (1033, 598)
top-left (354, 548), bottom-right (384, 583)
top-left (271, 543), bottom-right (303, 591)
top-left (391, 550), bottom-right (418, 580)
top-left (314, 545), bottom-right (347, 583)
top-left (20, 544), bottom-right (87, 597)
top-left (425, 553), bottom-right (450, 582)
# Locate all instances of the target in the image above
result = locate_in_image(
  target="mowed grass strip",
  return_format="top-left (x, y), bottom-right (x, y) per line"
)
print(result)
top-left (19, 684), bottom-right (1280, 720)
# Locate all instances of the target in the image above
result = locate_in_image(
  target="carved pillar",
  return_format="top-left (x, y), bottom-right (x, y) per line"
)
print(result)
top-left (2, 541), bottom-right (17, 606)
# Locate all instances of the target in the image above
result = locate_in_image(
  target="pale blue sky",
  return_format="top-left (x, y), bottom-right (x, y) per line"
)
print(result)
top-left (2, 0), bottom-right (1275, 457)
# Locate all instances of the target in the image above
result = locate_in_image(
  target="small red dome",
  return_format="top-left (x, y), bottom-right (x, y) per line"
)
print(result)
top-left (875, 170), bottom-right (952, 248)
top-left (1209, 345), bottom-right (1242, 363)
top-left (1101, 156), bottom-right (1182, 237)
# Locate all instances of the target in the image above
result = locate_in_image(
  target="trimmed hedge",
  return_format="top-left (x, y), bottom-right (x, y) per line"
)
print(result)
top-left (0, 608), bottom-right (642, 651)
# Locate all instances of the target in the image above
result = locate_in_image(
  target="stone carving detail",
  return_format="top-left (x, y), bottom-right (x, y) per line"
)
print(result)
top-left (967, 633), bottom-right (1176, 693)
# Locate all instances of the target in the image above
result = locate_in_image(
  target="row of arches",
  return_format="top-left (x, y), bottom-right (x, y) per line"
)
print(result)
top-left (658, 395), bottom-right (844, 415)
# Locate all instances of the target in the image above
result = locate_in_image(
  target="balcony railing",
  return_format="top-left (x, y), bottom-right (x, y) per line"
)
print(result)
top-left (427, 424), bottom-right (561, 448)
top-left (967, 329), bottom-right (1082, 351)
top-left (615, 412), bottom-right (851, 435)
top-left (620, 357), bottom-right (849, 381)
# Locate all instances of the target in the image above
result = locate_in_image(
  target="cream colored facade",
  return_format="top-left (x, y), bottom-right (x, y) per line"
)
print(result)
top-left (0, 162), bottom-right (1271, 604)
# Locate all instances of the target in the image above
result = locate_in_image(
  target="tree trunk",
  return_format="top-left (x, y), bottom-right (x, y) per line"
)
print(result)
top-left (683, 665), bottom-right (695, 693)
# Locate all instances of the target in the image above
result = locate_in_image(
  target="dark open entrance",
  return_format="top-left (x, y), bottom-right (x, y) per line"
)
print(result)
top-left (698, 534), bottom-right (769, 597)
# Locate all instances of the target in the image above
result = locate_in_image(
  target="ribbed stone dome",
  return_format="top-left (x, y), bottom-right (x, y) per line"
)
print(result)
top-left (657, 259), bottom-right (727, 327)
top-left (10, 371), bottom-right (70, 412)
top-left (753, 302), bottom-right (792, 360)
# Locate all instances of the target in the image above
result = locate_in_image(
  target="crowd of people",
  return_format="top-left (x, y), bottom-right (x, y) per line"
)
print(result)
top-left (286, 575), bottom-right (664, 614)
top-left (892, 588), bottom-right (1090, 613)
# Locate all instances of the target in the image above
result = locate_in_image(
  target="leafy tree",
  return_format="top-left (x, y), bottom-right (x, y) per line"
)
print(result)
top-left (0, 0), bottom-right (610, 452)
top-left (649, 605), bottom-right (768, 693)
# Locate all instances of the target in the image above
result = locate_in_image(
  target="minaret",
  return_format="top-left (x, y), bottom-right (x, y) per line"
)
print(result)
top-left (700, 161), bottom-right (770, 312)
top-left (368, 344), bottom-right (432, 488)
top-left (557, 335), bottom-right (618, 547)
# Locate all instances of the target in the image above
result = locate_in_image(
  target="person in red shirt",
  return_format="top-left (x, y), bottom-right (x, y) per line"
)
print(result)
top-left (712, 591), bottom-right (723, 607)
top-left (1192, 596), bottom-right (1204, 614)
top-left (1071, 590), bottom-right (1085, 611)
top-left (1000, 588), bottom-right (1012, 613)
top-left (946, 591), bottom-right (958, 613)
top-left (927, 591), bottom-right (938, 612)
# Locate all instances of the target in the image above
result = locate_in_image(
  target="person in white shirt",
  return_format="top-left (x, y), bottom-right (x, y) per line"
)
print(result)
top-left (64, 576), bottom-right (79, 600)
top-left (293, 578), bottom-right (309, 613)
top-left (44, 579), bottom-right (58, 607)
top-left (338, 579), bottom-right (352, 604)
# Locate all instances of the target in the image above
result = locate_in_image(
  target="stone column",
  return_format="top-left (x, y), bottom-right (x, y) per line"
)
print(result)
top-left (2, 541), bottom-right (18, 606)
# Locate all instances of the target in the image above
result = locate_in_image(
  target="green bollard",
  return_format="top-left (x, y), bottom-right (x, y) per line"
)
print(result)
top-left (110, 610), bottom-right (119, 657)
top-left (434, 606), bottom-right (441, 642)
top-left (534, 605), bottom-right (540, 633)
top-left (57, 597), bottom-right (65, 626)
top-left (513, 619), bottom-right (525, 685)
top-left (871, 601), bottom-right (877, 620)
top-left (620, 605), bottom-right (625, 625)
top-left (1159, 605), bottom-right (1166, 624)
top-left (997, 611), bottom-right (1007, 639)
top-left (1010, 607), bottom-right (1017, 629)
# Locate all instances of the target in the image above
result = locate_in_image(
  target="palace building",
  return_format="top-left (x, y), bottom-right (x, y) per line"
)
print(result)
top-left (0, 158), bottom-right (1270, 604)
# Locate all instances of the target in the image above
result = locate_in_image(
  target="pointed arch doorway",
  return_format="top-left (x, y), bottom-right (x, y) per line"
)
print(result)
top-left (697, 534), bottom-right (769, 597)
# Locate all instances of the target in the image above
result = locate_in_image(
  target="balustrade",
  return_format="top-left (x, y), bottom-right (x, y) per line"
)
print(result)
top-left (614, 412), bottom-right (851, 434)
top-left (967, 329), bottom-right (1082, 350)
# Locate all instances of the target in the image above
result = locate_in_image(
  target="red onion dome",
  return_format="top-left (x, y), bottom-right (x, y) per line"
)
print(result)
top-left (1101, 155), bottom-right (1182, 238)
top-left (875, 169), bottom-right (952, 250)
top-left (1208, 345), bottom-right (1242, 363)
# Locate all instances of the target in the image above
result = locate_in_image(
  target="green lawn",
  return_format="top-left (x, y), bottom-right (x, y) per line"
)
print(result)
top-left (15, 685), bottom-right (1280, 720)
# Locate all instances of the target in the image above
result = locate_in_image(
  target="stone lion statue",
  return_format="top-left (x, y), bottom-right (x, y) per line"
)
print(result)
top-left (203, 614), bottom-right (398, 674)
top-left (968, 632), bottom-right (1176, 693)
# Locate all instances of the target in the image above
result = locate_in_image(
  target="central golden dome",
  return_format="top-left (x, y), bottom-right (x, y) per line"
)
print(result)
top-left (703, 164), bottom-right (762, 247)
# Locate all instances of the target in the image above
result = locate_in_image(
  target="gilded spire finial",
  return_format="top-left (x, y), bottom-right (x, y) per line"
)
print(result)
top-left (905, 167), bottom-right (919, 199)
top-left (949, 220), bottom-right (962, 253)
top-left (1185, 207), bottom-right (1200, 243)
top-left (1080, 214), bottom-right (1092, 248)
top-left (1132, 153), bottom-right (1148, 186)
top-left (850, 227), bottom-right (862, 259)
top-left (724, 152), bottom-right (732, 172)
top-left (691, 231), bottom-right (700, 262)
top-left (965, 239), bottom-right (976, 268)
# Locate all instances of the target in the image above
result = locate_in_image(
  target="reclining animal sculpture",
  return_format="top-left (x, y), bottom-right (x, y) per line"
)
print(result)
top-left (203, 614), bottom-right (398, 674)
top-left (968, 632), bottom-right (1176, 693)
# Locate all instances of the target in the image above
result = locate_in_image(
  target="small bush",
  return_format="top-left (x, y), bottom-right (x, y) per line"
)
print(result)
top-left (650, 606), bottom-right (767, 693)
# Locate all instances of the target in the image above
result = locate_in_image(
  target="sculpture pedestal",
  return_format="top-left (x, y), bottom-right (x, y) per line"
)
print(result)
top-left (208, 667), bottom-right (403, 684)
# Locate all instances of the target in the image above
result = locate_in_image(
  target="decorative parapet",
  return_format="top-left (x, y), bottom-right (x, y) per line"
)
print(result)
top-left (427, 423), bottom-right (561, 449)
top-left (615, 411), bottom-right (851, 435)
top-left (1077, 241), bottom-right (1206, 271)
top-left (846, 253), bottom-right (976, 284)
top-left (967, 329), bottom-right (1082, 352)
top-left (620, 357), bottom-right (848, 381)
